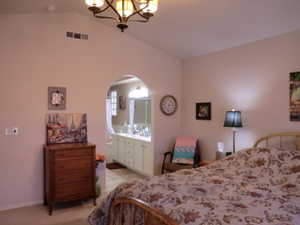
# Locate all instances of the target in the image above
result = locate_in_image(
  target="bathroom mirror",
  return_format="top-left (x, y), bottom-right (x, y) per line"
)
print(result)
top-left (134, 98), bottom-right (151, 124)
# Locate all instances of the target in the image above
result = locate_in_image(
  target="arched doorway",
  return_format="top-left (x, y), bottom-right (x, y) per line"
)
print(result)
top-left (105, 75), bottom-right (154, 180)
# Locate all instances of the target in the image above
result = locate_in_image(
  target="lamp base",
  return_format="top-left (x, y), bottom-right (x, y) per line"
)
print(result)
top-left (232, 129), bottom-right (236, 154)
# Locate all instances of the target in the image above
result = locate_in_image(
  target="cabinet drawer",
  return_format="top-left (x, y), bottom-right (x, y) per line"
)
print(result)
top-left (55, 181), bottom-right (92, 201)
top-left (55, 159), bottom-right (92, 171)
top-left (55, 169), bottom-right (92, 184)
top-left (127, 158), bottom-right (134, 168)
top-left (127, 148), bottom-right (134, 157)
top-left (126, 142), bottom-right (134, 149)
top-left (55, 149), bottom-right (92, 159)
top-left (136, 142), bottom-right (149, 149)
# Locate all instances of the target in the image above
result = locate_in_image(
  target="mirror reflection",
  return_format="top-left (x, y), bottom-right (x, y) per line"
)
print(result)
top-left (106, 75), bottom-right (152, 138)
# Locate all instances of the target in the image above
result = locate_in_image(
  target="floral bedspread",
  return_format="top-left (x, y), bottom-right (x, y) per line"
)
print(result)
top-left (88, 147), bottom-right (300, 225)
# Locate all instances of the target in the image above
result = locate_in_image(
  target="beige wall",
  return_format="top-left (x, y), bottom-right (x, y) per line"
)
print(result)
top-left (2, 11), bottom-right (300, 212)
top-left (0, 13), bottom-right (182, 210)
top-left (182, 30), bottom-right (300, 160)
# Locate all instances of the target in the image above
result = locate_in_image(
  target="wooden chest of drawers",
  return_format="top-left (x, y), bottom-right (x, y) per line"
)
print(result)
top-left (44, 143), bottom-right (96, 215)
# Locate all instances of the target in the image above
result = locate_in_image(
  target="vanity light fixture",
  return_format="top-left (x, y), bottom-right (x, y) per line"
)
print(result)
top-left (84, 0), bottom-right (159, 32)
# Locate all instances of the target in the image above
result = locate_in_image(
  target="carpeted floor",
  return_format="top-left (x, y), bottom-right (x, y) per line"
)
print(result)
top-left (0, 168), bottom-right (144, 225)
top-left (0, 201), bottom-right (92, 225)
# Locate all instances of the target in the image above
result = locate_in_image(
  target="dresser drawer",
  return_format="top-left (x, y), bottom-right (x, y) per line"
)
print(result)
top-left (55, 149), bottom-right (92, 160)
top-left (55, 192), bottom-right (91, 202)
top-left (55, 158), bottom-right (92, 172)
top-left (55, 181), bottom-right (93, 201)
top-left (55, 169), bottom-right (92, 184)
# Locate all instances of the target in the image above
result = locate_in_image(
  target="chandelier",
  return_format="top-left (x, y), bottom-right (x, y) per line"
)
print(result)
top-left (85, 0), bottom-right (159, 32)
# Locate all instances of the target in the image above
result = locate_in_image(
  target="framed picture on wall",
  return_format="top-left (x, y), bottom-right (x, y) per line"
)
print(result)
top-left (196, 102), bottom-right (211, 120)
top-left (119, 96), bottom-right (126, 110)
top-left (46, 113), bottom-right (87, 144)
top-left (290, 72), bottom-right (300, 121)
top-left (48, 87), bottom-right (66, 110)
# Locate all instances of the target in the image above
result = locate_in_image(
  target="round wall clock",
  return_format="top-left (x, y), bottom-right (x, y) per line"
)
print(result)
top-left (160, 95), bottom-right (177, 116)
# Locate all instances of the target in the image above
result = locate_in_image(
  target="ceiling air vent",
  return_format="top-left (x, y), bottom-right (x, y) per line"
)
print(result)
top-left (66, 32), bottom-right (88, 41)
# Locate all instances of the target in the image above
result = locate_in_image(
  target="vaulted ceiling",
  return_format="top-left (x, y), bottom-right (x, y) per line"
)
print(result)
top-left (1, 0), bottom-right (300, 59)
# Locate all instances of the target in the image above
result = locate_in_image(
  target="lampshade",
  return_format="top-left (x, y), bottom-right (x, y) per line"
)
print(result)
top-left (116, 0), bottom-right (134, 17)
top-left (85, 0), bottom-right (105, 7)
top-left (224, 110), bottom-right (243, 128)
top-left (140, 0), bottom-right (159, 13)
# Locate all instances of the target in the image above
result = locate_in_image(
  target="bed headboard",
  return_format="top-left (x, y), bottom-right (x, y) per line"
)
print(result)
top-left (253, 132), bottom-right (300, 151)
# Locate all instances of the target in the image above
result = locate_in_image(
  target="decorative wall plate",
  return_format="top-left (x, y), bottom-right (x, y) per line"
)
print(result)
top-left (160, 95), bottom-right (177, 116)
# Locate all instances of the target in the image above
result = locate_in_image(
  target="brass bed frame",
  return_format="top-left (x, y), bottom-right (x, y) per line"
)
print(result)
top-left (108, 197), bottom-right (178, 225)
top-left (108, 132), bottom-right (300, 225)
top-left (253, 132), bottom-right (300, 150)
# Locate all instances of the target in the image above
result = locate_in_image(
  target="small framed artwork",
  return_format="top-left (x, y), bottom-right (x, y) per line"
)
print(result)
top-left (119, 96), bottom-right (126, 110)
top-left (290, 72), bottom-right (300, 121)
top-left (196, 102), bottom-right (211, 120)
top-left (48, 87), bottom-right (66, 110)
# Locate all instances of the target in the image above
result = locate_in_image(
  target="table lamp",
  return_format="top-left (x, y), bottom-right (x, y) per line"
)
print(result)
top-left (224, 109), bottom-right (243, 153)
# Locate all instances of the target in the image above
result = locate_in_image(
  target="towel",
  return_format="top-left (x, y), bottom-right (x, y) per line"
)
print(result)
top-left (172, 137), bottom-right (198, 165)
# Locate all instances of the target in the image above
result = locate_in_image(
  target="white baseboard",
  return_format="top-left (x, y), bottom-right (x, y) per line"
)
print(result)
top-left (0, 200), bottom-right (43, 212)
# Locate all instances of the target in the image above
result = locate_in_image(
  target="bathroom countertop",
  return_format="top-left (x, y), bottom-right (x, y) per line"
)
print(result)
top-left (112, 133), bottom-right (151, 142)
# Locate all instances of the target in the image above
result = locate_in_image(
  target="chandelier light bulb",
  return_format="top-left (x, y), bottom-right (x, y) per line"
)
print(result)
top-left (140, 0), bottom-right (158, 13)
top-left (116, 0), bottom-right (134, 17)
top-left (85, 0), bottom-right (105, 8)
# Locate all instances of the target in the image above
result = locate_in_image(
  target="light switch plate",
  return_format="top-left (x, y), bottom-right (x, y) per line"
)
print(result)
top-left (5, 128), bottom-right (10, 136)
top-left (4, 127), bottom-right (19, 136)
top-left (12, 128), bottom-right (18, 136)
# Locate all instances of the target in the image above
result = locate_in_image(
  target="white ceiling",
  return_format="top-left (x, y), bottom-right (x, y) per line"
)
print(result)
top-left (1, 0), bottom-right (300, 59)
